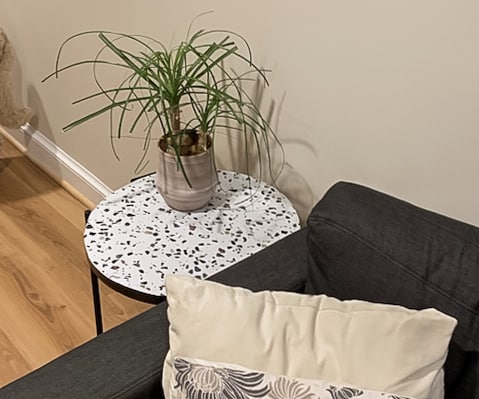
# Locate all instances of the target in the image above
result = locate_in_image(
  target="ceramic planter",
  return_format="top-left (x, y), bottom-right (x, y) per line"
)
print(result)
top-left (155, 147), bottom-right (217, 211)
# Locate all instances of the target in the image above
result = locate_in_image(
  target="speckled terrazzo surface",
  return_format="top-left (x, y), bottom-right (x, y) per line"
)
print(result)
top-left (84, 171), bottom-right (300, 296)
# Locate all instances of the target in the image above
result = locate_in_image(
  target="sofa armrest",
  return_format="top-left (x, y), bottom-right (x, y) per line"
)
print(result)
top-left (0, 229), bottom-right (308, 399)
top-left (304, 181), bottom-right (479, 399)
top-left (211, 227), bottom-right (308, 292)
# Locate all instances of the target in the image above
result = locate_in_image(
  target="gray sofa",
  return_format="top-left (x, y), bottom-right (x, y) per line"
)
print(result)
top-left (0, 181), bottom-right (477, 398)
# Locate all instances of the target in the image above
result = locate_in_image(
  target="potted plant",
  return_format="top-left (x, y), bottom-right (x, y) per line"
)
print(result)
top-left (43, 19), bottom-right (282, 210)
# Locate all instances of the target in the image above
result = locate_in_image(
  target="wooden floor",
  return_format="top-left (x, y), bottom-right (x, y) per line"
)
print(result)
top-left (0, 136), bottom-right (153, 387)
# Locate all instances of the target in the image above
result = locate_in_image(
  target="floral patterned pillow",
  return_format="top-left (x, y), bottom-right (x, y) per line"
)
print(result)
top-left (170, 357), bottom-right (415, 399)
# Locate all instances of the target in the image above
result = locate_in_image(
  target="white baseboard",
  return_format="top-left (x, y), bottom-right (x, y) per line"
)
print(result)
top-left (1, 123), bottom-right (113, 205)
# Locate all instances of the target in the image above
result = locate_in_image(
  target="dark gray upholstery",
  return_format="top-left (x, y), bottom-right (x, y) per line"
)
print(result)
top-left (305, 182), bottom-right (479, 399)
top-left (1, 181), bottom-right (477, 398)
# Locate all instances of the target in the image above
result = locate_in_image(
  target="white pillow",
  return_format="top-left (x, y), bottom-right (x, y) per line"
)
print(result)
top-left (163, 275), bottom-right (456, 399)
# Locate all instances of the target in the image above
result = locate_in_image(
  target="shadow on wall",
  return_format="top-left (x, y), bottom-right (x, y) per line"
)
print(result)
top-left (2, 82), bottom-right (64, 182)
top-left (26, 83), bottom-right (54, 142)
top-left (216, 81), bottom-right (315, 224)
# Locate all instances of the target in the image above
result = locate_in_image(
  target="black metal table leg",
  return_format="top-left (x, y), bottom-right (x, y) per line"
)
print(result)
top-left (85, 209), bottom-right (103, 335)
top-left (90, 269), bottom-right (103, 335)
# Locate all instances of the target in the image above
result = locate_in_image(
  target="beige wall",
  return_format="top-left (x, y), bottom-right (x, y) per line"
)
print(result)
top-left (2, 1), bottom-right (479, 225)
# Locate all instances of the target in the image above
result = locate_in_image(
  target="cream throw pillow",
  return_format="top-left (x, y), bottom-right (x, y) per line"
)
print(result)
top-left (163, 275), bottom-right (456, 399)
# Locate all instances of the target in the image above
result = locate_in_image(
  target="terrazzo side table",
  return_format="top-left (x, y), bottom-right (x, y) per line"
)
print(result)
top-left (84, 170), bottom-right (300, 334)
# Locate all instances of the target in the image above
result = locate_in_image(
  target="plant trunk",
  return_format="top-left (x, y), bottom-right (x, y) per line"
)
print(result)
top-left (166, 105), bottom-right (184, 154)
top-left (197, 129), bottom-right (207, 150)
top-left (164, 107), bottom-right (209, 156)
top-left (170, 105), bottom-right (181, 131)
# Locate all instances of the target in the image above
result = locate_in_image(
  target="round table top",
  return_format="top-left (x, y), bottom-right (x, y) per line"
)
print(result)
top-left (84, 170), bottom-right (300, 298)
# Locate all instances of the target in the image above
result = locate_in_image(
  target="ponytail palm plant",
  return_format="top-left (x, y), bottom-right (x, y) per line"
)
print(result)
top-left (43, 23), bottom-right (282, 185)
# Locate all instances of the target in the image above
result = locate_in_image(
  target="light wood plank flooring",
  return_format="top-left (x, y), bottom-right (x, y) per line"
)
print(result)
top-left (0, 136), bottom-right (153, 387)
